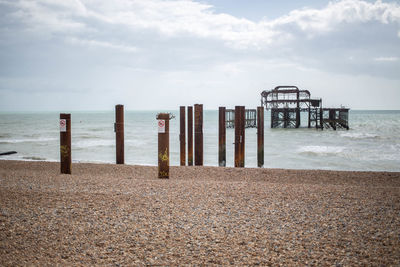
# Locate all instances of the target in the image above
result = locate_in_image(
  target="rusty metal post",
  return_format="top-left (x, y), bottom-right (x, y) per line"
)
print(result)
top-left (187, 106), bottom-right (193, 166)
top-left (329, 109), bottom-right (337, 130)
top-left (234, 106), bottom-right (245, 167)
top-left (157, 113), bottom-right (170, 178)
top-left (241, 106), bottom-right (245, 167)
top-left (320, 99), bottom-right (324, 130)
top-left (60, 113), bottom-right (71, 174)
top-left (180, 106), bottom-right (186, 166)
top-left (218, 107), bottom-right (226, 167)
top-left (257, 106), bottom-right (264, 168)
top-left (115, 104), bottom-right (124, 164)
top-left (194, 104), bottom-right (203, 166)
top-left (296, 90), bottom-right (300, 128)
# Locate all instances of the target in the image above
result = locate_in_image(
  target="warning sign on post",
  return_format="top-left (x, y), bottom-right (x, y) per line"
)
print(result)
top-left (60, 119), bottom-right (66, 132)
top-left (158, 120), bottom-right (165, 133)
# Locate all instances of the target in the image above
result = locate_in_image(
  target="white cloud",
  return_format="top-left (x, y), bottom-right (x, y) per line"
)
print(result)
top-left (271, 0), bottom-right (400, 34)
top-left (2, 0), bottom-right (400, 49)
top-left (66, 37), bottom-right (138, 53)
top-left (7, 0), bottom-right (87, 34)
top-left (1, 0), bottom-right (399, 110)
top-left (374, 56), bottom-right (399, 62)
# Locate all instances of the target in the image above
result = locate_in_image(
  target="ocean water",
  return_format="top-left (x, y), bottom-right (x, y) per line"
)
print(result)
top-left (0, 110), bottom-right (399, 172)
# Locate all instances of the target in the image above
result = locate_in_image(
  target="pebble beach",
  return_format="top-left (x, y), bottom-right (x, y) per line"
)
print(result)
top-left (1, 160), bottom-right (400, 265)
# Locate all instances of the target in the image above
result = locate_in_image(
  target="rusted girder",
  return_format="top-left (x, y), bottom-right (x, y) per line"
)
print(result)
top-left (180, 106), bottom-right (186, 166)
top-left (257, 106), bottom-right (264, 168)
top-left (60, 113), bottom-right (71, 174)
top-left (157, 113), bottom-right (170, 178)
top-left (194, 104), bottom-right (203, 166)
top-left (187, 106), bottom-right (193, 166)
top-left (234, 106), bottom-right (245, 167)
top-left (218, 107), bottom-right (226, 167)
top-left (115, 104), bottom-right (124, 164)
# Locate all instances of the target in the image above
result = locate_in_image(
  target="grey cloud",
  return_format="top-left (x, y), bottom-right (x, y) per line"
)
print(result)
top-left (0, 0), bottom-right (399, 110)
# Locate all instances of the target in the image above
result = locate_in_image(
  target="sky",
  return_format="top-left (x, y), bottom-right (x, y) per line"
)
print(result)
top-left (0, 0), bottom-right (399, 111)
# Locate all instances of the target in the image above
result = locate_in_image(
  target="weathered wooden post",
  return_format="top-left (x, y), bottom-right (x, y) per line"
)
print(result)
top-left (187, 106), bottom-right (193, 166)
top-left (115, 104), bottom-right (124, 164)
top-left (180, 106), bottom-right (186, 166)
top-left (157, 113), bottom-right (170, 178)
top-left (257, 106), bottom-right (264, 168)
top-left (234, 106), bottom-right (245, 167)
top-left (194, 104), bottom-right (203, 166)
top-left (218, 107), bottom-right (226, 167)
top-left (60, 113), bottom-right (71, 174)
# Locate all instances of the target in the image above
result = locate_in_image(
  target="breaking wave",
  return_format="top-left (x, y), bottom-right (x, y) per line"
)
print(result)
top-left (0, 138), bottom-right (57, 144)
top-left (340, 132), bottom-right (380, 139)
top-left (297, 146), bottom-right (346, 156)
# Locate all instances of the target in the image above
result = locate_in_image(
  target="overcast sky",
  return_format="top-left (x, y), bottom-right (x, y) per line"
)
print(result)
top-left (0, 0), bottom-right (399, 111)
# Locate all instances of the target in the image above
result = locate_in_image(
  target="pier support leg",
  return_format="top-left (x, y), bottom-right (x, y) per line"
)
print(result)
top-left (157, 113), bottom-right (170, 178)
top-left (60, 113), bottom-right (71, 174)
top-left (115, 105), bottom-right (124, 164)
top-left (218, 107), bottom-right (226, 167)
top-left (187, 106), bottom-right (193, 166)
top-left (235, 106), bottom-right (245, 167)
top-left (257, 106), bottom-right (264, 168)
top-left (180, 106), bottom-right (186, 166)
top-left (329, 109), bottom-right (336, 130)
top-left (194, 104), bottom-right (203, 166)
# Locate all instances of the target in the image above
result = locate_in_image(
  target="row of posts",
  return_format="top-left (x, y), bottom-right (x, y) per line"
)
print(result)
top-left (59, 104), bottom-right (265, 177)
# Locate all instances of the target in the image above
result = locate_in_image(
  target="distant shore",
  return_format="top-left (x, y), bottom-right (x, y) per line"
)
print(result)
top-left (1, 160), bottom-right (399, 265)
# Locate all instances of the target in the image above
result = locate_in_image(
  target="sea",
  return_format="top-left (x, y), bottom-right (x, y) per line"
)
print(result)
top-left (0, 110), bottom-right (399, 172)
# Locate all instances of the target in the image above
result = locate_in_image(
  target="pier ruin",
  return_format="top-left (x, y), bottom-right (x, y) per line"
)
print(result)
top-left (261, 85), bottom-right (349, 130)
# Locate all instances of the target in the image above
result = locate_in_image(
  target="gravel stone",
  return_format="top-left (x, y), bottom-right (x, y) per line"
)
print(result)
top-left (0, 160), bottom-right (399, 265)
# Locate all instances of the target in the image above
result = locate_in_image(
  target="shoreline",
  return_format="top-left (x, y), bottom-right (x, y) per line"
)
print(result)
top-left (1, 160), bottom-right (400, 265)
top-left (1, 158), bottom-right (400, 173)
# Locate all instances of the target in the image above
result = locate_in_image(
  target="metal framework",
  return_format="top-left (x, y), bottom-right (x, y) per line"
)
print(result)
top-left (261, 85), bottom-right (349, 130)
top-left (226, 109), bottom-right (257, 128)
top-left (322, 108), bottom-right (349, 130)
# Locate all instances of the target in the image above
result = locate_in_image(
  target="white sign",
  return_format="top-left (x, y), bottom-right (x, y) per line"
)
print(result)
top-left (158, 119), bottom-right (165, 133)
top-left (60, 119), bottom-right (67, 132)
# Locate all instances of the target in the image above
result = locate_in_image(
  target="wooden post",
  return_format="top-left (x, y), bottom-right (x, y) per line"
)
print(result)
top-left (157, 113), bottom-right (170, 178)
top-left (257, 106), bottom-right (264, 168)
top-left (180, 106), bottom-right (186, 166)
top-left (187, 106), bottom-right (193, 166)
top-left (60, 113), bottom-right (71, 174)
top-left (194, 104), bottom-right (203, 166)
top-left (218, 107), bottom-right (226, 167)
top-left (115, 104), bottom-right (124, 164)
top-left (234, 106), bottom-right (245, 167)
